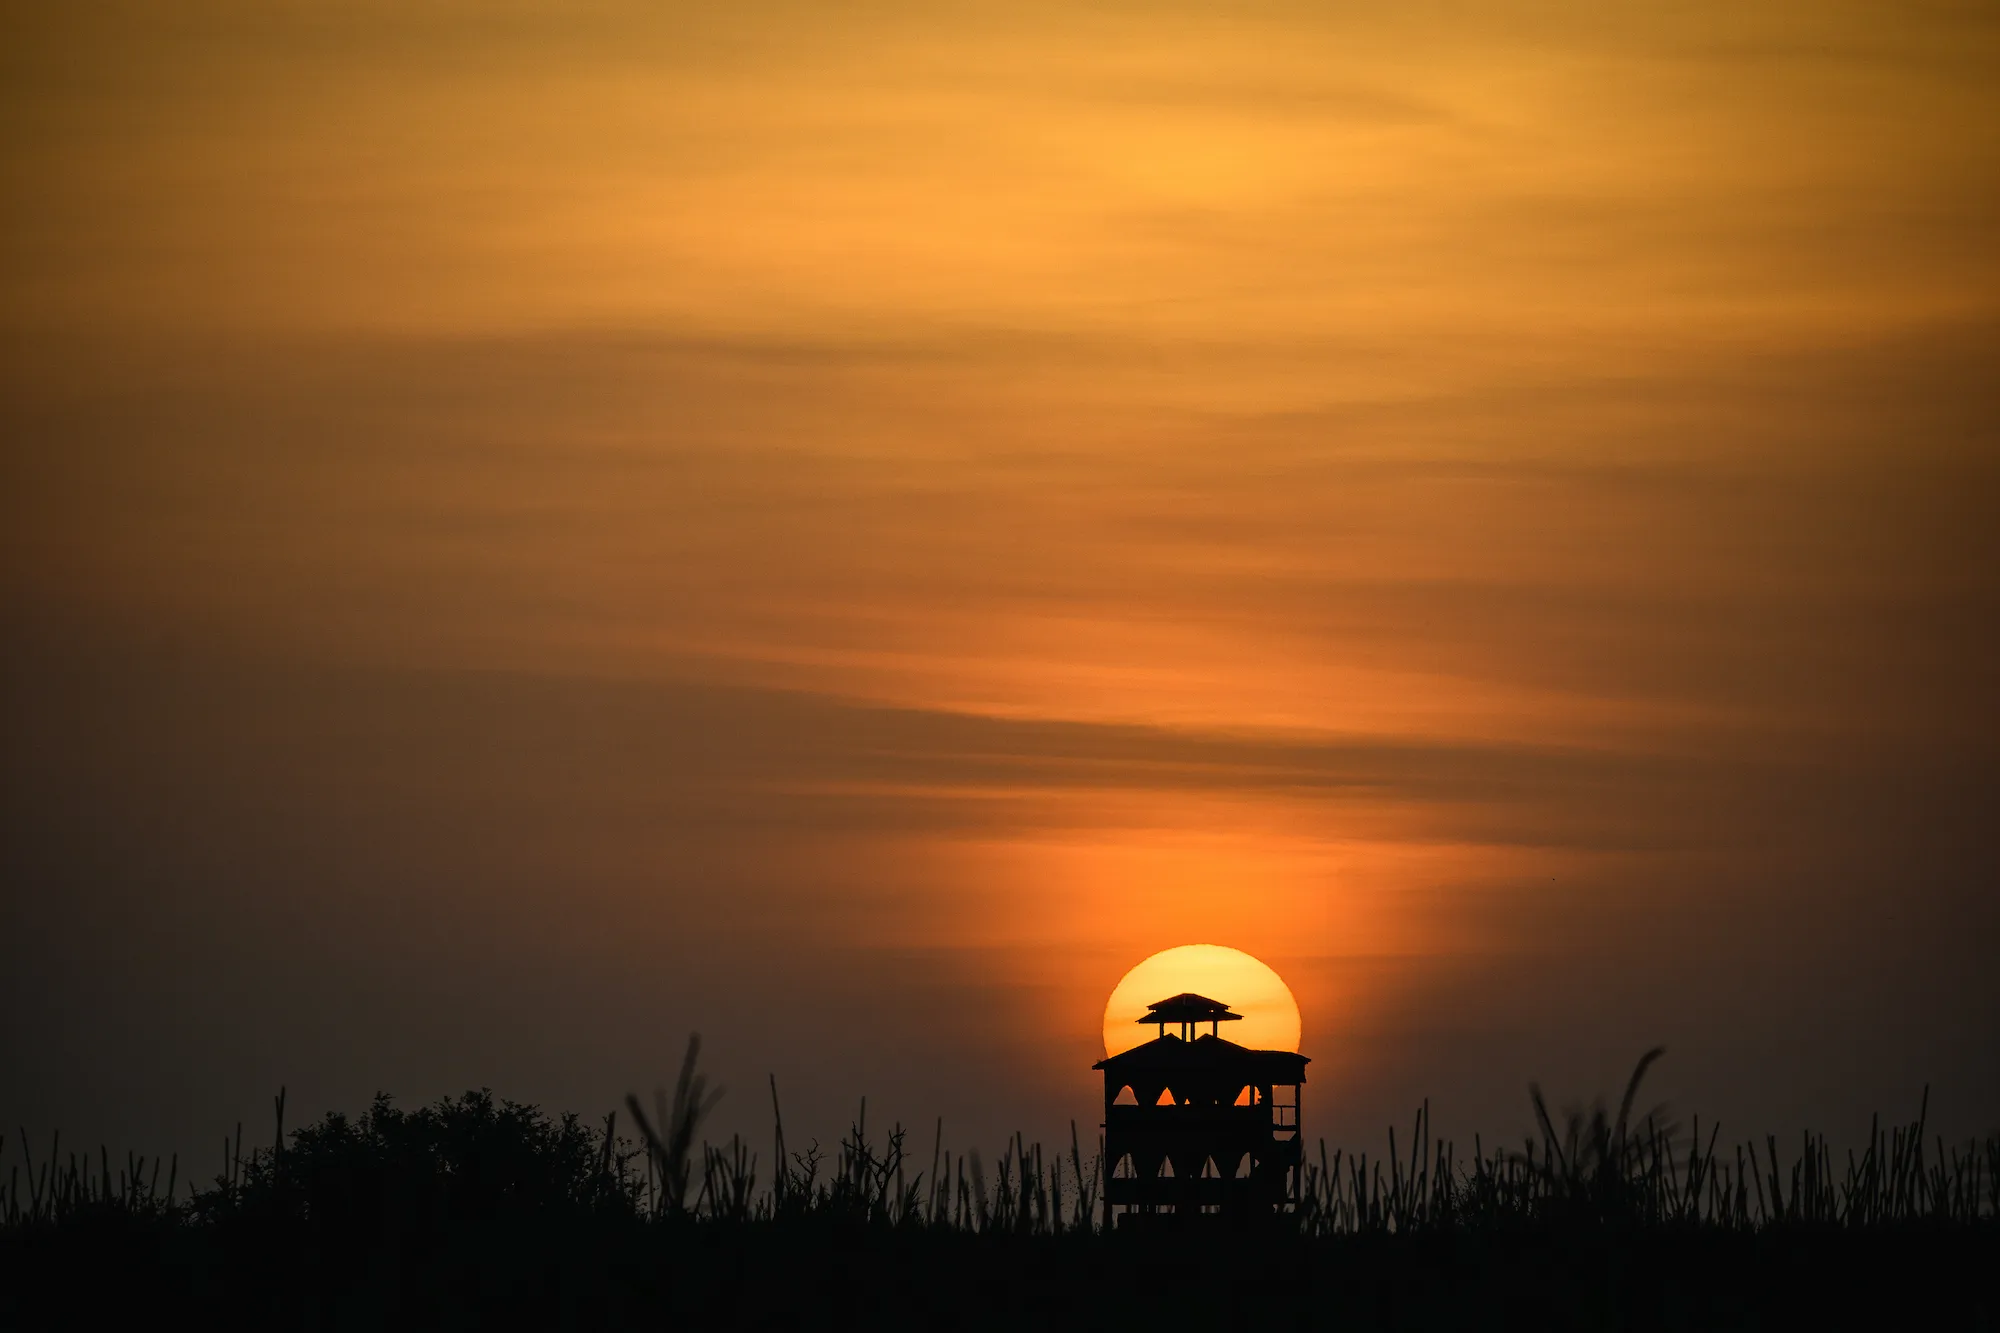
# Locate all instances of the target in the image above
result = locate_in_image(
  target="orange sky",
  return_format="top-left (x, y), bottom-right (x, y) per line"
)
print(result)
top-left (4, 1), bottom-right (1997, 1160)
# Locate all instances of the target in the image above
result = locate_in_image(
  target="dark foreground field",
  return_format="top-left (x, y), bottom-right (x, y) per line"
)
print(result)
top-left (9, 1215), bottom-right (1996, 1330)
top-left (6, 1050), bottom-right (1995, 1330)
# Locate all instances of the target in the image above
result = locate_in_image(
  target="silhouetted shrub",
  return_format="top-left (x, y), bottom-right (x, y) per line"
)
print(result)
top-left (192, 1090), bottom-right (639, 1233)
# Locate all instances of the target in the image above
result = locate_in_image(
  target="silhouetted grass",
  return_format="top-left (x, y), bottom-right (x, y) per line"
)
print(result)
top-left (4, 1042), bottom-right (1994, 1329)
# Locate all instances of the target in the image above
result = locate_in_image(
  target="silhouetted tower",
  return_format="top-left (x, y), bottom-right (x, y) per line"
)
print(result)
top-left (1093, 993), bottom-right (1308, 1228)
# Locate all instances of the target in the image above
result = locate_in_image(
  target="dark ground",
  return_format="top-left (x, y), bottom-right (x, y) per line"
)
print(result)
top-left (6, 1221), bottom-right (1995, 1330)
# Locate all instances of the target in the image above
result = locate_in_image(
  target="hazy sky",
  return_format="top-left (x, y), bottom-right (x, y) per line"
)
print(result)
top-left (5, 1), bottom-right (1996, 1165)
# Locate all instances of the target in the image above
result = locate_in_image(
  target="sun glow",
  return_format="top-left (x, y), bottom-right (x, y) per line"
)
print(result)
top-left (1101, 944), bottom-right (1302, 1058)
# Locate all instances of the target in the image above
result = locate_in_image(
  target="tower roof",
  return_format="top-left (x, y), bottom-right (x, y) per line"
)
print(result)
top-left (1138, 992), bottom-right (1243, 1024)
top-left (1092, 1031), bottom-right (1309, 1078)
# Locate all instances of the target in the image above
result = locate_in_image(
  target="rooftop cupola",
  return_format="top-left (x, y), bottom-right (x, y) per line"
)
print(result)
top-left (1139, 992), bottom-right (1244, 1041)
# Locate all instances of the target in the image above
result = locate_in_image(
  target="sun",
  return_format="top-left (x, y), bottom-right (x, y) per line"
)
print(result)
top-left (1101, 944), bottom-right (1301, 1057)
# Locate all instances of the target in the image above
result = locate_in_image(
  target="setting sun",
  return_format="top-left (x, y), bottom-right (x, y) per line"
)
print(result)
top-left (1102, 945), bottom-right (1302, 1058)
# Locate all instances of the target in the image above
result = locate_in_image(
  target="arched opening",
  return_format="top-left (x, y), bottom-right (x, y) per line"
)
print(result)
top-left (1156, 1157), bottom-right (1176, 1179)
top-left (1233, 1086), bottom-right (1253, 1106)
top-left (1112, 1085), bottom-right (1138, 1106)
top-left (1230, 1153), bottom-right (1252, 1180)
top-left (1111, 1154), bottom-right (1136, 1179)
top-left (1200, 1157), bottom-right (1222, 1179)
top-left (1154, 1088), bottom-right (1178, 1107)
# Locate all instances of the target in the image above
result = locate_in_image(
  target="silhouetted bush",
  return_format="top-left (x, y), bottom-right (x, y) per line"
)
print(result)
top-left (189, 1090), bottom-right (639, 1234)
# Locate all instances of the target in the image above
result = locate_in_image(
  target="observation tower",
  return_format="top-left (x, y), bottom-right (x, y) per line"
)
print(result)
top-left (1093, 992), bottom-right (1309, 1228)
